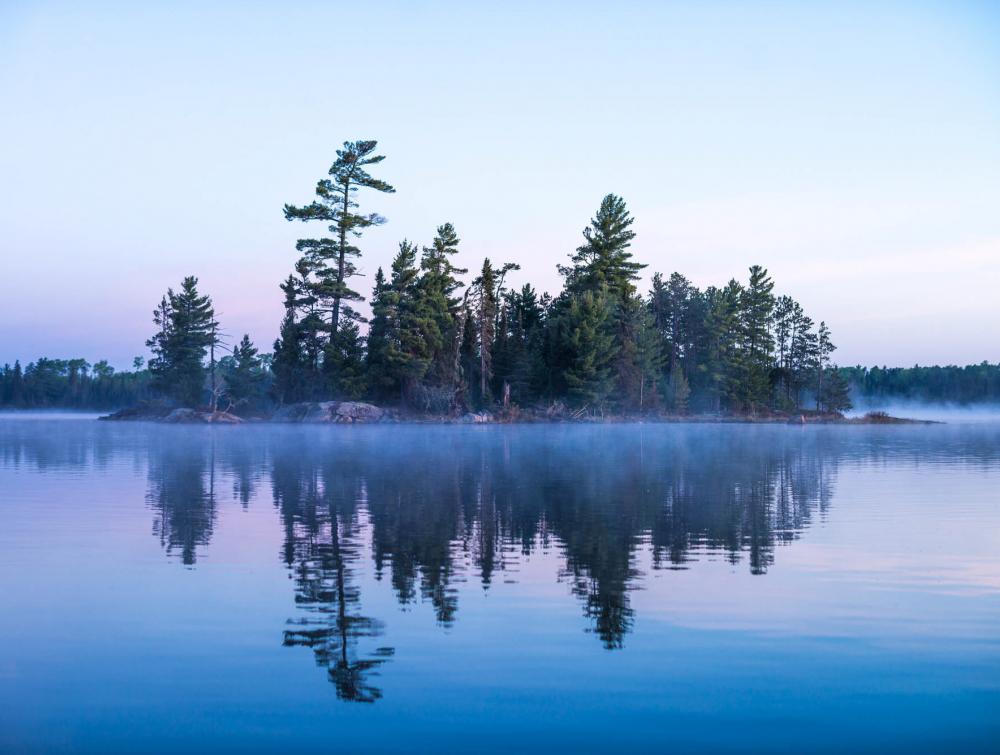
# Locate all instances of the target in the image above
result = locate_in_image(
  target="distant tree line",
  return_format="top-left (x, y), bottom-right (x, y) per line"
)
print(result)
top-left (0, 358), bottom-right (151, 409)
top-left (840, 363), bottom-right (1000, 405)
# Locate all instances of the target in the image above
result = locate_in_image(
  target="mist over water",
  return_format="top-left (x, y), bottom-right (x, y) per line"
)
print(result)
top-left (846, 398), bottom-right (1000, 423)
top-left (1, 419), bottom-right (999, 752)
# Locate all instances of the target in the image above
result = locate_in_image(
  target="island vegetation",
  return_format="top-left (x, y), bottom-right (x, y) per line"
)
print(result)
top-left (1, 139), bottom-right (996, 421)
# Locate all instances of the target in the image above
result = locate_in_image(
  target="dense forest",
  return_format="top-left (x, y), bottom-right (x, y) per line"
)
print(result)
top-left (0, 358), bottom-right (152, 410)
top-left (841, 363), bottom-right (1000, 405)
top-left (0, 140), bottom-right (991, 415)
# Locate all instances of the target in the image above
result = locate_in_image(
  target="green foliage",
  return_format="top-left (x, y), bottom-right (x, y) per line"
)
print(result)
top-left (0, 358), bottom-right (150, 409)
top-left (560, 194), bottom-right (644, 300)
top-left (279, 140), bottom-right (393, 401)
top-left (8, 140), bottom-right (886, 418)
top-left (271, 275), bottom-right (312, 404)
top-left (561, 288), bottom-right (618, 410)
top-left (416, 223), bottom-right (467, 394)
top-left (614, 293), bottom-right (663, 411)
top-left (284, 140), bottom-right (395, 337)
top-left (666, 361), bottom-right (691, 414)
top-left (817, 368), bottom-right (852, 413)
top-left (146, 276), bottom-right (217, 407)
top-left (223, 334), bottom-right (267, 411)
top-left (840, 362), bottom-right (1000, 404)
top-left (738, 265), bottom-right (775, 413)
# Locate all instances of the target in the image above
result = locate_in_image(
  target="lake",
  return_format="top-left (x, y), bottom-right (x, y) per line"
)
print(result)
top-left (1, 417), bottom-right (998, 753)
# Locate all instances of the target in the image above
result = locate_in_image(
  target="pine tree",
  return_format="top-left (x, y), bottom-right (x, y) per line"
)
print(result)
top-left (283, 140), bottom-right (395, 339)
top-left (789, 308), bottom-right (818, 409)
top-left (701, 282), bottom-right (743, 413)
top-left (772, 295), bottom-right (796, 409)
top-left (815, 321), bottom-right (836, 411)
top-left (473, 259), bottom-right (498, 404)
top-left (560, 194), bottom-right (644, 301)
top-left (562, 289), bottom-right (617, 411)
top-left (739, 265), bottom-right (775, 413)
top-left (494, 284), bottom-right (545, 405)
top-left (614, 293), bottom-right (663, 411)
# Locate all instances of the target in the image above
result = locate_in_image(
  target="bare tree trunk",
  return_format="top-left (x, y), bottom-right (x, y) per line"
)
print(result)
top-left (209, 332), bottom-right (216, 413)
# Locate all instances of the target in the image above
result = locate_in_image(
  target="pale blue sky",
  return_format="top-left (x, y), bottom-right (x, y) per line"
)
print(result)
top-left (2, 1), bottom-right (998, 368)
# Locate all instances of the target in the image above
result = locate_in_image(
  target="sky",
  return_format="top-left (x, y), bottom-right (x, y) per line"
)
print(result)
top-left (1, 0), bottom-right (998, 369)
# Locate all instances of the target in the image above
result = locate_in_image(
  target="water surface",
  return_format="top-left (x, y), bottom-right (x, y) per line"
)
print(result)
top-left (1, 418), bottom-right (998, 753)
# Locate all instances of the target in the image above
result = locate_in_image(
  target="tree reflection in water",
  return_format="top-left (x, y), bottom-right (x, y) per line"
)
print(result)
top-left (137, 425), bottom-right (853, 697)
top-left (271, 439), bottom-right (392, 703)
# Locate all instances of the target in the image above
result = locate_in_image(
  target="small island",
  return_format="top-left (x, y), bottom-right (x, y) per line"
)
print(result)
top-left (1, 140), bottom-right (994, 424)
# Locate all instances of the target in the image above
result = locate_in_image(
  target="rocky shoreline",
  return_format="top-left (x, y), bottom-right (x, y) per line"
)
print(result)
top-left (99, 402), bottom-right (935, 426)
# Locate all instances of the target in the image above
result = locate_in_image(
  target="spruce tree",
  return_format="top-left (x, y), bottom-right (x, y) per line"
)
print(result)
top-left (146, 276), bottom-right (217, 407)
top-left (271, 272), bottom-right (314, 403)
top-left (384, 240), bottom-right (433, 401)
top-left (365, 267), bottom-right (392, 399)
top-left (224, 334), bottom-right (265, 411)
top-left (327, 319), bottom-right (367, 400)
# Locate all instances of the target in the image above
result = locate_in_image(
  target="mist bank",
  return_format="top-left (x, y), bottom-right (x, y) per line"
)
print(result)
top-left (845, 399), bottom-right (1000, 424)
top-left (841, 363), bottom-right (1000, 406)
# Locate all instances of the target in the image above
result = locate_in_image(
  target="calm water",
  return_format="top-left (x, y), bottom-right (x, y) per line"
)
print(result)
top-left (1, 418), bottom-right (999, 753)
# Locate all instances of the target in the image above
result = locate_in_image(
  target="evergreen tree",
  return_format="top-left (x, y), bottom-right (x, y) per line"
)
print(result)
top-left (665, 360), bottom-right (691, 414)
top-left (494, 284), bottom-right (546, 405)
top-left (384, 240), bottom-right (433, 401)
top-left (146, 276), bottom-right (217, 407)
top-left (701, 282), bottom-right (743, 413)
top-left (224, 334), bottom-right (265, 411)
top-left (562, 289), bottom-right (617, 411)
top-left (818, 367), bottom-right (852, 413)
top-left (815, 321), bottom-right (836, 411)
top-left (283, 140), bottom-right (395, 338)
top-left (614, 293), bottom-right (663, 411)
top-left (472, 258), bottom-right (498, 404)
top-left (327, 319), bottom-right (367, 400)
top-left (739, 265), bottom-right (775, 412)
top-left (272, 274), bottom-right (310, 404)
top-left (560, 194), bottom-right (644, 300)
top-left (789, 307), bottom-right (818, 409)
top-left (772, 295), bottom-right (797, 409)
top-left (416, 223), bottom-right (467, 403)
top-left (365, 267), bottom-right (392, 399)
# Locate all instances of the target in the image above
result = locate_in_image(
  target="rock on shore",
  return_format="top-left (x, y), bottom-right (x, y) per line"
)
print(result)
top-left (162, 408), bottom-right (243, 424)
top-left (271, 401), bottom-right (388, 423)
